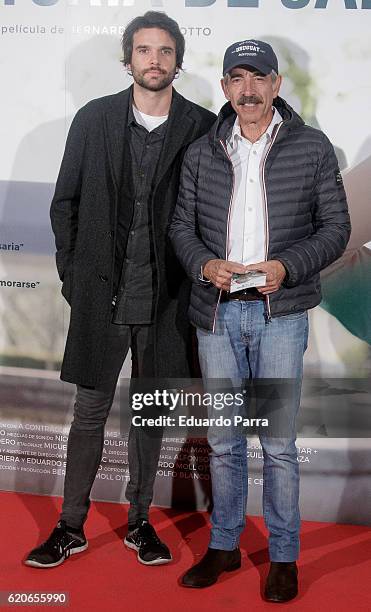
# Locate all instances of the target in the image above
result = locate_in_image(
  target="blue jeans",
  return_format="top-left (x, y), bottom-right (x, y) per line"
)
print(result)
top-left (197, 300), bottom-right (308, 561)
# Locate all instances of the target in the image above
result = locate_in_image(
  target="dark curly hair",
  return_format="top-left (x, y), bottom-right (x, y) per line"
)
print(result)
top-left (121, 11), bottom-right (185, 70)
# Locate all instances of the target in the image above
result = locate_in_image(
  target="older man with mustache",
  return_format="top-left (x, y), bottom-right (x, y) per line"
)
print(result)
top-left (170, 39), bottom-right (350, 601)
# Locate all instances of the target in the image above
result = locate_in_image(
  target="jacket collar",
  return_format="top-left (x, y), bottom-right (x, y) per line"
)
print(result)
top-left (209, 95), bottom-right (304, 151)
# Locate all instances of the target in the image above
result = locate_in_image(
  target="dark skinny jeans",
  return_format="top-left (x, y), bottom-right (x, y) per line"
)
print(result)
top-left (60, 323), bottom-right (163, 529)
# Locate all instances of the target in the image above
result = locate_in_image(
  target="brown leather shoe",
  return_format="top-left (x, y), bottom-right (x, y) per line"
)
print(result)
top-left (264, 561), bottom-right (298, 602)
top-left (181, 547), bottom-right (241, 588)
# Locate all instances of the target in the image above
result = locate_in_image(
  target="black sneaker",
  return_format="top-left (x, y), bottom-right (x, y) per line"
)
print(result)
top-left (24, 520), bottom-right (88, 568)
top-left (124, 519), bottom-right (172, 565)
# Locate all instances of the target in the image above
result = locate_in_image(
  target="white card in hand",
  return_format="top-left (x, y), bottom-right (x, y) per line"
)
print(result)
top-left (230, 271), bottom-right (267, 293)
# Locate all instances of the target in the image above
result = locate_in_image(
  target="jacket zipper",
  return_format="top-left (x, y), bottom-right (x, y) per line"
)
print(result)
top-left (211, 138), bottom-right (235, 333)
top-left (260, 121), bottom-right (284, 322)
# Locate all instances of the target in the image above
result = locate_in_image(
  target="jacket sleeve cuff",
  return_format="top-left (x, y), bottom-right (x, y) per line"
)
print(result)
top-left (274, 257), bottom-right (296, 287)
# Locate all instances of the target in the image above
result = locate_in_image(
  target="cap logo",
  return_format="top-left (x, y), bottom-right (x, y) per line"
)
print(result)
top-left (234, 44), bottom-right (261, 54)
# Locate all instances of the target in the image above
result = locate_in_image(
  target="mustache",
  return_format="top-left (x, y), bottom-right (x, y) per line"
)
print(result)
top-left (237, 95), bottom-right (263, 105)
top-left (144, 67), bottom-right (166, 75)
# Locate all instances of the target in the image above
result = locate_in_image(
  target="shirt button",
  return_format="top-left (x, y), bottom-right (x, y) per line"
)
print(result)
top-left (248, 206), bottom-right (253, 212)
top-left (136, 201), bottom-right (141, 206)
top-left (130, 230), bottom-right (135, 236)
top-left (253, 150), bottom-right (257, 155)
top-left (249, 178), bottom-right (254, 183)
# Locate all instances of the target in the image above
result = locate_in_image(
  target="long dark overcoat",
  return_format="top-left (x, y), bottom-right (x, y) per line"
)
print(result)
top-left (50, 86), bottom-right (216, 387)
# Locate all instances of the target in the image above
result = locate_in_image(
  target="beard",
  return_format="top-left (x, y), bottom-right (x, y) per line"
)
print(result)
top-left (131, 66), bottom-right (177, 92)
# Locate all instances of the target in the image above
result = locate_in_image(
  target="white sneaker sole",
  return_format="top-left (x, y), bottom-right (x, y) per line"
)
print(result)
top-left (24, 542), bottom-right (88, 569)
top-left (124, 537), bottom-right (172, 566)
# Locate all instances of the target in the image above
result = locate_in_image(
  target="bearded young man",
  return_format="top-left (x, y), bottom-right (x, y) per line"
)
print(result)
top-left (24, 11), bottom-right (215, 569)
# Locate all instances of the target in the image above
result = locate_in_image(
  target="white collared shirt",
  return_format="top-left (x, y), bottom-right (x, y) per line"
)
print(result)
top-left (227, 107), bottom-right (282, 265)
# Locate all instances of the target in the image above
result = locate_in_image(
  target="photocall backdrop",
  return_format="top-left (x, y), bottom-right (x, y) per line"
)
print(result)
top-left (0, 0), bottom-right (370, 525)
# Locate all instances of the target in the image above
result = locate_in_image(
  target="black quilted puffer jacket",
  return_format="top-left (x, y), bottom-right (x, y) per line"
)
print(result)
top-left (169, 96), bottom-right (351, 332)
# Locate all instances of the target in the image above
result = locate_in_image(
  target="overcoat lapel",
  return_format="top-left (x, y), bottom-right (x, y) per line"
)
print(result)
top-left (102, 86), bottom-right (197, 191)
top-left (153, 89), bottom-right (197, 191)
top-left (103, 87), bottom-right (132, 190)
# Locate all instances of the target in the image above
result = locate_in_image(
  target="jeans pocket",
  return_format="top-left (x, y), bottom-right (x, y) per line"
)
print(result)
top-left (279, 310), bottom-right (307, 320)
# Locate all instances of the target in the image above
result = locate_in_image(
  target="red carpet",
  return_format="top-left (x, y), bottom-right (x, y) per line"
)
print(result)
top-left (1, 491), bottom-right (371, 611)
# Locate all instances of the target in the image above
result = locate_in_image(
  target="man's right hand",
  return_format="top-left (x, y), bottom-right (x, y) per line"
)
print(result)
top-left (203, 259), bottom-right (246, 291)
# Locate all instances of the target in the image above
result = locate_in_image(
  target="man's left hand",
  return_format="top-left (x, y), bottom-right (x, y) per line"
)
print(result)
top-left (244, 260), bottom-right (287, 295)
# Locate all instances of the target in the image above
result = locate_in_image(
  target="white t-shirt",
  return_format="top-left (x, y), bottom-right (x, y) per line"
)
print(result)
top-left (132, 105), bottom-right (168, 132)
